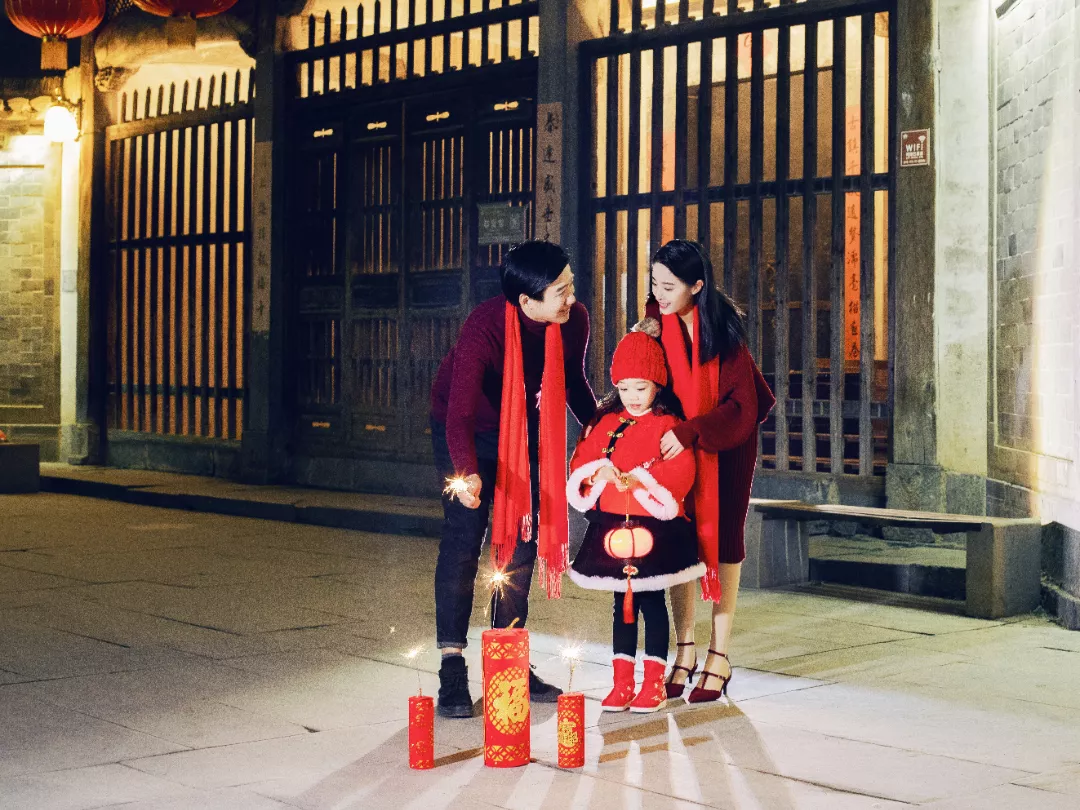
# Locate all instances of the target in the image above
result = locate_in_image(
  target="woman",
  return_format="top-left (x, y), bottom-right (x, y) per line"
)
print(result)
top-left (644, 239), bottom-right (775, 703)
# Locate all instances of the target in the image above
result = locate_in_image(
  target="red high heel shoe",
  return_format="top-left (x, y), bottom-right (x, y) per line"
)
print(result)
top-left (664, 642), bottom-right (698, 699)
top-left (686, 650), bottom-right (732, 703)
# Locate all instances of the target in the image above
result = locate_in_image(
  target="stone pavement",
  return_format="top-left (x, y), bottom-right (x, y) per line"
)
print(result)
top-left (1, 493), bottom-right (1080, 809)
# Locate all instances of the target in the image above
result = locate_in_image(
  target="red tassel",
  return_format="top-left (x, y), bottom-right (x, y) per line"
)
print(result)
top-left (622, 579), bottom-right (634, 624)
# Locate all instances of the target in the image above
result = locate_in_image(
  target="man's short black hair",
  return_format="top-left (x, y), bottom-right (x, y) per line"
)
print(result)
top-left (500, 240), bottom-right (569, 304)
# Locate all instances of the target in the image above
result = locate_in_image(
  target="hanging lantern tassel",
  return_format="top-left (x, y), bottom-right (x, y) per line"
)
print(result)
top-left (40, 35), bottom-right (67, 71)
top-left (160, 13), bottom-right (195, 48)
top-left (622, 564), bottom-right (639, 624)
top-left (5, 0), bottom-right (106, 72)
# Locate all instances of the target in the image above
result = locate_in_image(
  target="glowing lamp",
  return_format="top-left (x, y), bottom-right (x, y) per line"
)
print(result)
top-left (604, 520), bottom-right (653, 624)
top-left (44, 103), bottom-right (79, 143)
top-left (4, 0), bottom-right (104, 70)
top-left (603, 522), bottom-right (653, 560)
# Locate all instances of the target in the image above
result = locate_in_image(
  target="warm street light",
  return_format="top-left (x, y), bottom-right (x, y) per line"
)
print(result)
top-left (44, 102), bottom-right (78, 143)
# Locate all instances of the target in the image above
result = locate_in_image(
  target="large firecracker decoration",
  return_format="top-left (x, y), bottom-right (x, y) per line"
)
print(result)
top-left (603, 487), bottom-right (655, 623)
top-left (4, 0), bottom-right (105, 71)
top-left (408, 695), bottom-right (435, 770)
top-left (557, 692), bottom-right (585, 768)
top-left (482, 628), bottom-right (530, 767)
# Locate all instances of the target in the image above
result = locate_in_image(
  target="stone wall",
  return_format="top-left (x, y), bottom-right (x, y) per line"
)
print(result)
top-left (0, 134), bottom-right (54, 421)
top-left (991, 0), bottom-right (1080, 623)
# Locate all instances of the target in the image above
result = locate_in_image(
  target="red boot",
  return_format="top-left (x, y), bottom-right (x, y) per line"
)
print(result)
top-left (601, 655), bottom-right (637, 712)
top-left (629, 657), bottom-right (668, 713)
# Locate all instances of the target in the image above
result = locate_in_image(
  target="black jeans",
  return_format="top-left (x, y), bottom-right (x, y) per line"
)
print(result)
top-left (431, 419), bottom-right (539, 649)
top-left (612, 590), bottom-right (670, 660)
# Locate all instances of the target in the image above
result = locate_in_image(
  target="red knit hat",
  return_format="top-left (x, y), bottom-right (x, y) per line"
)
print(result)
top-left (610, 330), bottom-right (668, 386)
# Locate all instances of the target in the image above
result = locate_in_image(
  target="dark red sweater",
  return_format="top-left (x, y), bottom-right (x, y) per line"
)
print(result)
top-left (430, 296), bottom-right (596, 476)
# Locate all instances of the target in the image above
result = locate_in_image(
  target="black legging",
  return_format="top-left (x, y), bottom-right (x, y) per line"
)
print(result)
top-left (612, 590), bottom-right (670, 660)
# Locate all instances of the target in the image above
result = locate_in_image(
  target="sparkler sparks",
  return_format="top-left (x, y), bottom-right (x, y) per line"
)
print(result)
top-left (443, 475), bottom-right (471, 499)
top-left (560, 642), bottom-right (584, 693)
top-left (403, 644), bottom-right (426, 695)
top-left (487, 568), bottom-right (508, 629)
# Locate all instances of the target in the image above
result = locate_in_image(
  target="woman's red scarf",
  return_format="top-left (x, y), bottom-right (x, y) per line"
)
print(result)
top-left (492, 302), bottom-right (569, 598)
top-left (662, 310), bottom-right (723, 602)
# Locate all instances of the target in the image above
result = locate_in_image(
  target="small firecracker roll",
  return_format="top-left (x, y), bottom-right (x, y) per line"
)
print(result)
top-left (408, 695), bottom-right (435, 770)
top-left (557, 692), bottom-right (585, 768)
top-left (482, 628), bottom-right (531, 768)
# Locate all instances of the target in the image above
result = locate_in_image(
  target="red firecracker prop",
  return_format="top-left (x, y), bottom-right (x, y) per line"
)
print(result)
top-left (603, 489), bottom-right (654, 624)
top-left (408, 695), bottom-right (434, 770)
top-left (482, 628), bottom-right (530, 768)
top-left (5, 0), bottom-right (104, 70)
top-left (557, 692), bottom-right (585, 768)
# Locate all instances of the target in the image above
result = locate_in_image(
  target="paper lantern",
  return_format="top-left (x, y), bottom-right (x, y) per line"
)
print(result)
top-left (130, 0), bottom-right (238, 16)
top-left (408, 695), bottom-right (434, 770)
top-left (482, 628), bottom-right (530, 768)
top-left (557, 692), bottom-right (585, 768)
top-left (603, 522), bottom-right (654, 560)
top-left (604, 521), bottom-right (654, 624)
top-left (5, 0), bottom-right (105, 71)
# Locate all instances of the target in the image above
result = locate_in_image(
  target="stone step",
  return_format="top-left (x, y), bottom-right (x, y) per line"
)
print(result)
top-left (39, 464), bottom-right (443, 538)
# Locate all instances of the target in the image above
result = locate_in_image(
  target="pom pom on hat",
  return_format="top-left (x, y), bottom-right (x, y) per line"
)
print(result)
top-left (610, 330), bottom-right (668, 387)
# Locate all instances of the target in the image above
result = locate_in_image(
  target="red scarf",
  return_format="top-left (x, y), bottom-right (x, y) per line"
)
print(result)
top-left (492, 302), bottom-right (569, 598)
top-left (662, 310), bottom-right (723, 602)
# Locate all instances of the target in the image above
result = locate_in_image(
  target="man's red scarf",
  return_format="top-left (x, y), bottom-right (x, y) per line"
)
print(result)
top-left (662, 310), bottom-right (723, 602)
top-left (492, 302), bottom-right (569, 598)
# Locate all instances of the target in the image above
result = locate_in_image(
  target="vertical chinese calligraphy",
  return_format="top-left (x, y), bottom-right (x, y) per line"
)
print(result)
top-left (844, 107), bottom-right (860, 363)
top-left (535, 103), bottom-right (563, 244)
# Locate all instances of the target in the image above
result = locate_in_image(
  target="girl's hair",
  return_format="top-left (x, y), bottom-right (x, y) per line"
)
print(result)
top-left (589, 384), bottom-right (686, 427)
top-left (648, 239), bottom-right (748, 364)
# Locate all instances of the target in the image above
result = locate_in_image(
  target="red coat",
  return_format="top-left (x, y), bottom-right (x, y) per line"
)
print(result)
top-left (646, 302), bottom-right (776, 565)
top-left (567, 409), bottom-right (696, 521)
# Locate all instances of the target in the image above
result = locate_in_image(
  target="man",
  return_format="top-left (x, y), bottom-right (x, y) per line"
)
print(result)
top-left (429, 240), bottom-right (596, 718)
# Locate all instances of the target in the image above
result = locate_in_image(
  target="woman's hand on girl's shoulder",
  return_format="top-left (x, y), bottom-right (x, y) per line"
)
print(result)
top-left (659, 429), bottom-right (687, 460)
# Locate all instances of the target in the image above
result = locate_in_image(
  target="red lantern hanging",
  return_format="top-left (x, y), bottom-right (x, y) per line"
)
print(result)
top-left (603, 484), bottom-right (655, 624)
top-left (5, 0), bottom-right (105, 71)
top-left (130, 0), bottom-right (239, 48)
top-left (130, 0), bottom-right (238, 17)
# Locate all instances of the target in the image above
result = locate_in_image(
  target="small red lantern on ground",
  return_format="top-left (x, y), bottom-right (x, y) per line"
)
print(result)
top-left (5, 0), bottom-right (105, 71)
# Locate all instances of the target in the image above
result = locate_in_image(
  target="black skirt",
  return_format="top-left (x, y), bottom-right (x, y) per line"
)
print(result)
top-left (569, 510), bottom-right (705, 592)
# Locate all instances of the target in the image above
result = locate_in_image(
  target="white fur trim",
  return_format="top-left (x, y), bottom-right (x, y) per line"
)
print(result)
top-left (567, 458), bottom-right (614, 513)
top-left (629, 466), bottom-right (679, 521)
top-left (643, 655), bottom-right (667, 666)
top-left (613, 653), bottom-right (635, 664)
top-left (568, 563), bottom-right (707, 592)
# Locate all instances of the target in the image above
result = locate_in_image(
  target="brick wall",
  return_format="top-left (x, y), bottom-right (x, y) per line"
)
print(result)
top-left (991, 0), bottom-right (1080, 533)
top-left (0, 133), bottom-right (51, 411)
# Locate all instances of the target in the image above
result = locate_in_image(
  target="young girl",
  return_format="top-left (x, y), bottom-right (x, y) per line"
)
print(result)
top-left (566, 328), bottom-right (704, 713)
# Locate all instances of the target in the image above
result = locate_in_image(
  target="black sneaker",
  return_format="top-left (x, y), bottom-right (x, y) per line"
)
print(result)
top-left (529, 666), bottom-right (563, 703)
top-left (437, 655), bottom-right (474, 718)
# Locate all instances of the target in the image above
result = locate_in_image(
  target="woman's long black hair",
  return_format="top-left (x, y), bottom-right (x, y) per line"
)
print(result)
top-left (648, 239), bottom-right (747, 365)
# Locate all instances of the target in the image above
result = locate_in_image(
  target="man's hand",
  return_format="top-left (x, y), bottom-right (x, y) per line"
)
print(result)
top-left (457, 474), bottom-right (483, 509)
top-left (659, 429), bottom-right (687, 460)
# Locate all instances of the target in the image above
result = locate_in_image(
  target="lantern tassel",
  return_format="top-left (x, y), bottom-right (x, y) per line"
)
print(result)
top-left (622, 577), bottom-right (634, 624)
top-left (41, 37), bottom-right (68, 71)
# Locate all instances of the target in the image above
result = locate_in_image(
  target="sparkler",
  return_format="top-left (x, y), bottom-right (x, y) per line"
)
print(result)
top-left (488, 568), bottom-right (508, 629)
top-left (403, 644), bottom-right (425, 696)
top-left (443, 475), bottom-right (471, 500)
top-left (559, 642), bottom-right (584, 693)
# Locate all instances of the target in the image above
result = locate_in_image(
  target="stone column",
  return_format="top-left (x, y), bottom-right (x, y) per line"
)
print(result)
top-left (240, 6), bottom-right (289, 482)
top-left (61, 39), bottom-right (106, 464)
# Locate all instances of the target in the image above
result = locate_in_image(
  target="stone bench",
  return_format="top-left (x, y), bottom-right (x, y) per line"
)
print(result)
top-left (0, 443), bottom-right (40, 494)
top-left (743, 499), bottom-right (1042, 619)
